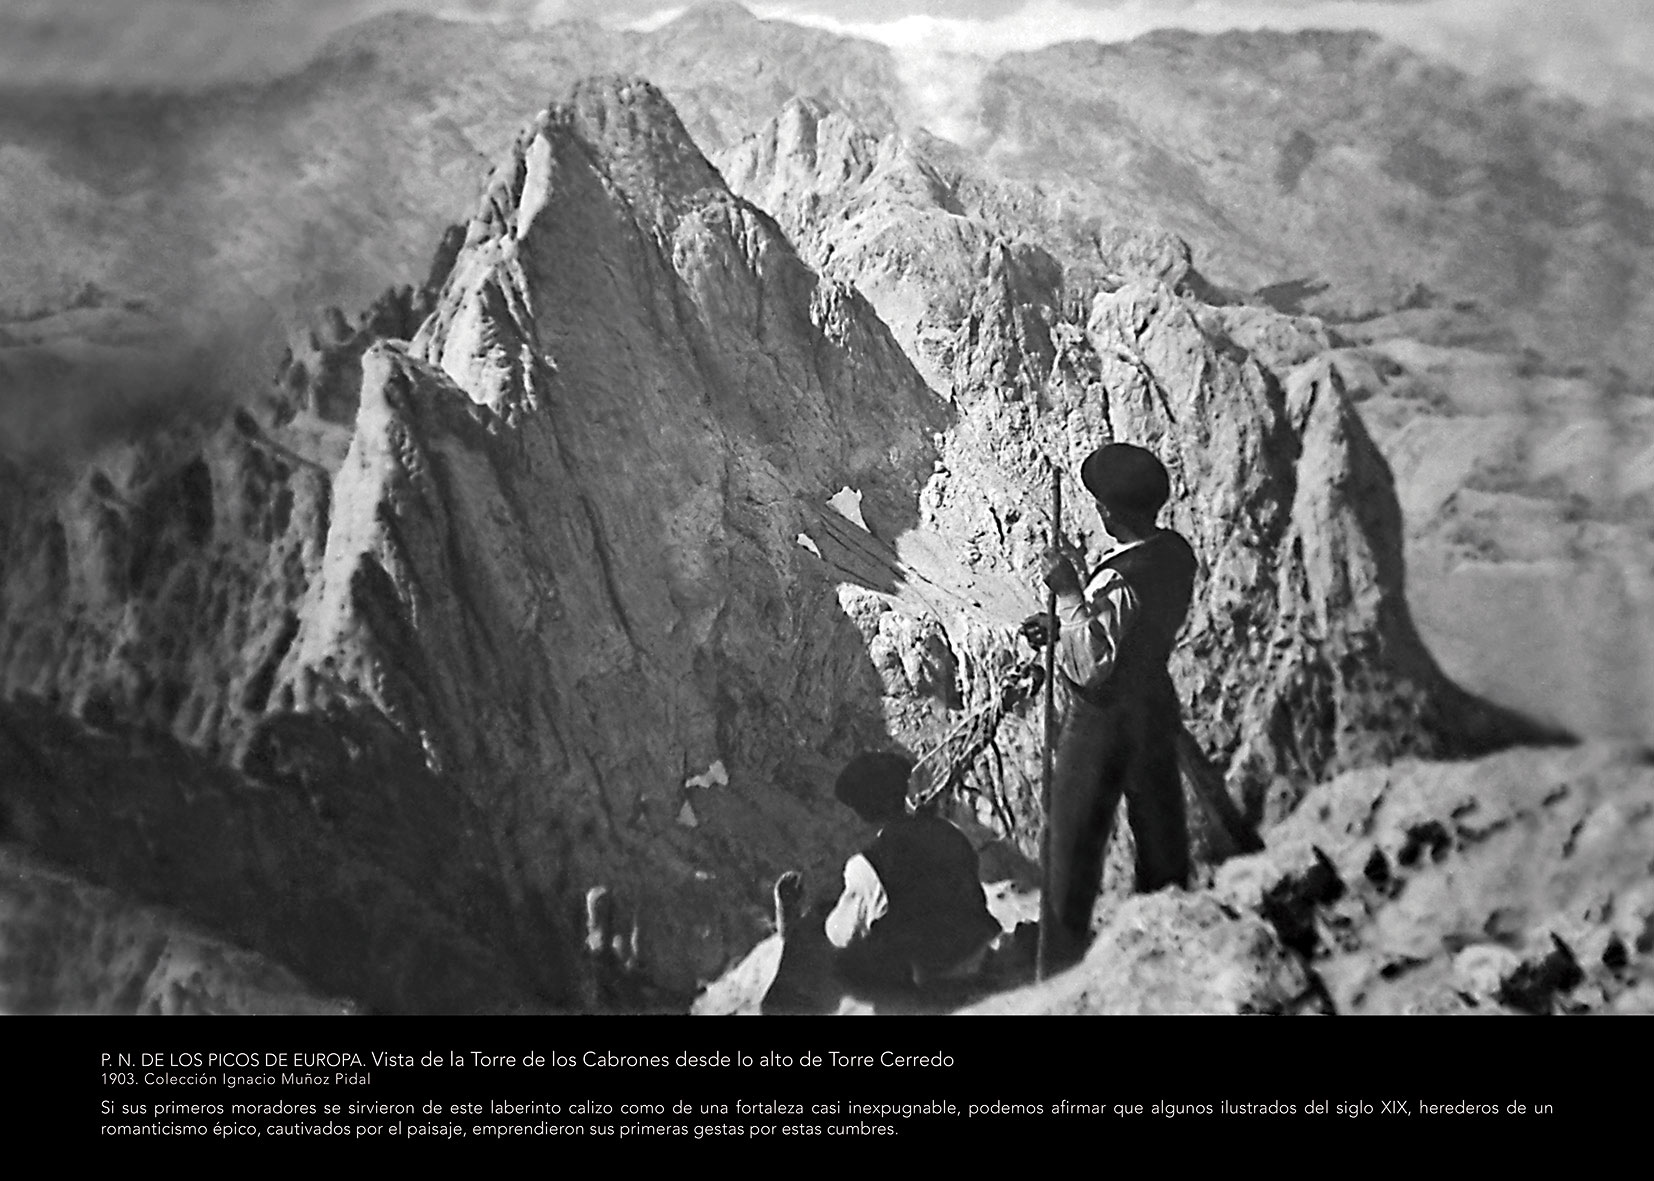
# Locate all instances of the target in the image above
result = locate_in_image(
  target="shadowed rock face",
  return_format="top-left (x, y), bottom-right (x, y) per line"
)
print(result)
top-left (0, 843), bottom-right (349, 1016)
top-left (0, 699), bottom-right (536, 1014)
top-left (293, 78), bottom-right (948, 994)
top-left (0, 78), bottom-right (948, 1003)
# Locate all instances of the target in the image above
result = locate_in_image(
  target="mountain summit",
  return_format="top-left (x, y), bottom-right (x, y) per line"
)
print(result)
top-left (2, 77), bottom-right (946, 999)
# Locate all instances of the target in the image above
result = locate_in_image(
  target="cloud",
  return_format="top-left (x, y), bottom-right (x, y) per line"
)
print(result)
top-left (0, 0), bottom-right (622, 89)
top-left (0, 299), bottom-right (283, 460)
top-left (750, 0), bottom-right (1654, 116)
top-left (4, 1), bottom-right (1650, 118)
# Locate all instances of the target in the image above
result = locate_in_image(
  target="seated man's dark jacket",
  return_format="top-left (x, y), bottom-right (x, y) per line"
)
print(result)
top-left (836, 812), bottom-right (1002, 990)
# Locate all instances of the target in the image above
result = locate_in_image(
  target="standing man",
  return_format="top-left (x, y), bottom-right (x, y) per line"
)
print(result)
top-left (1026, 443), bottom-right (1199, 975)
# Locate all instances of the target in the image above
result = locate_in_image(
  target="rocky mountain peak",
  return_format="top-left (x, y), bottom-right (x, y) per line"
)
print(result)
top-left (552, 76), bottom-right (726, 219)
top-left (0, 77), bottom-right (958, 1001)
top-left (458, 76), bottom-right (725, 258)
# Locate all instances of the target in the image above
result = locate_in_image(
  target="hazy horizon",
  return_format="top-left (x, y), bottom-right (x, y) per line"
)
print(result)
top-left (1, 1), bottom-right (1651, 118)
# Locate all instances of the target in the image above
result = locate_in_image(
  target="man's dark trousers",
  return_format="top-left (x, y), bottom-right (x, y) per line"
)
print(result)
top-left (1042, 674), bottom-right (1189, 974)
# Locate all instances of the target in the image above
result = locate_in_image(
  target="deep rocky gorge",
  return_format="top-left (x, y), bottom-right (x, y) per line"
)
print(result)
top-left (2, 9), bottom-right (1650, 1016)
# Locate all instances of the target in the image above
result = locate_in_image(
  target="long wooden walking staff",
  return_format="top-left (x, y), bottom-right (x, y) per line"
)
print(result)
top-left (1036, 465), bottom-right (1062, 981)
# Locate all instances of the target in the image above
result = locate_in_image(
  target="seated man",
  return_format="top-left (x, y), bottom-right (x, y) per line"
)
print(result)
top-left (823, 752), bottom-right (1004, 993)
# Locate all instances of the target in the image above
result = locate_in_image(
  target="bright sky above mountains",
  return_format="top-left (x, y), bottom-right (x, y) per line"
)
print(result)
top-left (2, 0), bottom-right (1651, 115)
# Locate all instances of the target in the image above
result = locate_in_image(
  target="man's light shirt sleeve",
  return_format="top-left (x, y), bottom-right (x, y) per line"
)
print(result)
top-left (1054, 567), bottom-right (1139, 690)
top-left (823, 853), bottom-right (889, 949)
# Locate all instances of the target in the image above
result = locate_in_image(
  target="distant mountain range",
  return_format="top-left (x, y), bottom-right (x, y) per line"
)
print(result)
top-left (4, 3), bottom-right (1652, 393)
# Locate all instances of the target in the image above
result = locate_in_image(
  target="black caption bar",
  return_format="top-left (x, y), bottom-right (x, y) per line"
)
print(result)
top-left (16, 1016), bottom-right (1634, 1149)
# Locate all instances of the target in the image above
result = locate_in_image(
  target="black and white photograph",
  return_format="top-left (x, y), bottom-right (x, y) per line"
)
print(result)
top-left (2, 0), bottom-right (1650, 1050)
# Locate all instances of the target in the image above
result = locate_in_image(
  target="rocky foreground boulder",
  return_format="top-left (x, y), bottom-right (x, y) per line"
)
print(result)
top-left (0, 78), bottom-right (1578, 1011)
top-left (1215, 741), bottom-right (1654, 1015)
top-left (698, 743), bottom-right (1653, 1016)
top-left (999, 741), bottom-right (1654, 1016)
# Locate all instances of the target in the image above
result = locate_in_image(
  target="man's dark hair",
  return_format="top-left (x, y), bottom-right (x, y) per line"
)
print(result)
top-left (834, 752), bottom-right (914, 821)
top-left (1080, 443), bottom-right (1171, 521)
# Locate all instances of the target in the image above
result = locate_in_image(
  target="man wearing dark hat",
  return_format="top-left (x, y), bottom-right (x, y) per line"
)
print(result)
top-left (1025, 443), bottom-right (1199, 974)
top-left (821, 751), bottom-right (1003, 992)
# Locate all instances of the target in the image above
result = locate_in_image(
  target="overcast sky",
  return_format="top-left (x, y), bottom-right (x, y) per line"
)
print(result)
top-left (2, 0), bottom-right (1652, 115)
